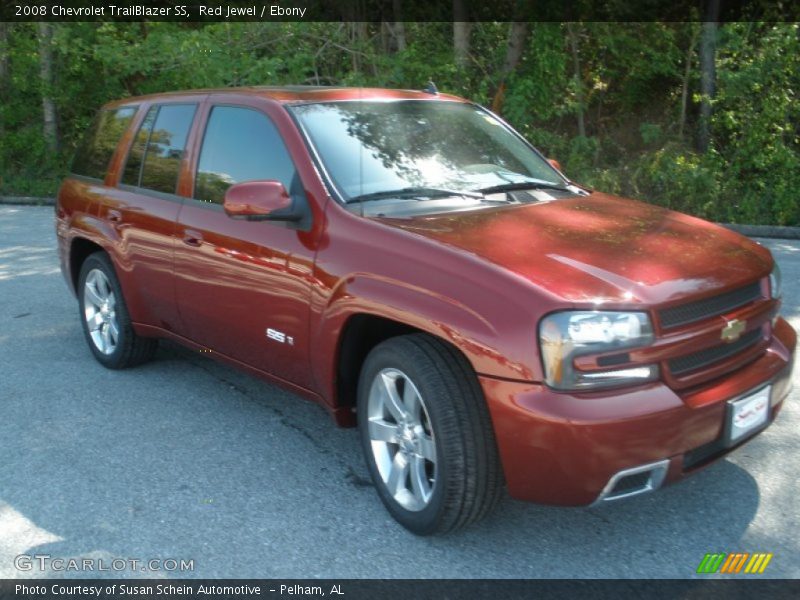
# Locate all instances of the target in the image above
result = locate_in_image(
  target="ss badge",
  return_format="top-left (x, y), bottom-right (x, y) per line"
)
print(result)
top-left (266, 328), bottom-right (294, 345)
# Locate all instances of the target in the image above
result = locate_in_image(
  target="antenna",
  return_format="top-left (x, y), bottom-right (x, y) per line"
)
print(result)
top-left (424, 80), bottom-right (439, 95)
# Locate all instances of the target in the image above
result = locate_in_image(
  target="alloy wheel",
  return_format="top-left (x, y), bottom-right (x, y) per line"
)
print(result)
top-left (83, 268), bottom-right (119, 355)
top-left (366, 368), bottom-right (437, 511)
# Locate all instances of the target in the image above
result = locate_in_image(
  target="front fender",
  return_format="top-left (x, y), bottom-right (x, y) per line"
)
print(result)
top-left (311, 273), bottom-right (537, 408)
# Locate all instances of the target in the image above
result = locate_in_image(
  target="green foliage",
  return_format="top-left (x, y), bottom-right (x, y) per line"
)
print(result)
top-left (711, 23), bottom-right (800, 225)
top-left (0, 21), bottom-right (797, 226)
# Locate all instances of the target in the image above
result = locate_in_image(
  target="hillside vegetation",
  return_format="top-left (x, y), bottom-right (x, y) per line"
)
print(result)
top-left (0, 21), bottom-right (797, 225)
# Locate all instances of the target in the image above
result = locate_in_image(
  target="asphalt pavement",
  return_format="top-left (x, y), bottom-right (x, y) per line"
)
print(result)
top-left (1, 205), bottom-right (798, 579)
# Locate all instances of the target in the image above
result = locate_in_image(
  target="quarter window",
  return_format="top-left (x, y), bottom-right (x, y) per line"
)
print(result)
top-left (194, 106), bottom-right (299, 204)
top-left (71, 107), bottom-right (137, 180)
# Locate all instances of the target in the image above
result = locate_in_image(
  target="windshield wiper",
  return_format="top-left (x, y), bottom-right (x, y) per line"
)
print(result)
top-left (346, 186), bottom-right (483, 204)
top-left (477, 181), bottom-right (569, 194)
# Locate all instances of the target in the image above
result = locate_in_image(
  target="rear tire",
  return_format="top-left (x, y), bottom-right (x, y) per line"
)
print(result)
top-left (78, 252), bottom-right (157, 369)
top-left (357, 333), bottom-right (503, 535)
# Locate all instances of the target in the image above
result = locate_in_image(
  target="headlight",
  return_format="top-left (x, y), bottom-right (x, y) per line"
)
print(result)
top-left (539, 311), bottom-right (658, 391)
top-left (769, 263), bottom-right (782, 299)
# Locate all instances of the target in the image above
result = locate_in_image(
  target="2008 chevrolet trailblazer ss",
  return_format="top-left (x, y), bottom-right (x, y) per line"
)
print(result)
top-left (56, 86), bottom-right (796, 534)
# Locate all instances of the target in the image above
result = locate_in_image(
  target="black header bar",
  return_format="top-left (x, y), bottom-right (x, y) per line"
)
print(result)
top-left (2, 579), bottom-right (800, 600)
top-left (2, 0), bottom-right (800, 23)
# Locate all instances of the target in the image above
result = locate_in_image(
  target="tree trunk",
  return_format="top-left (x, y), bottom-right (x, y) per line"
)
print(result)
top-left (453, 0), bottom-right (471, 68)
top-left (0, 22), bottom-right (8, 89)
top-left (392, 0), bottom-right (406, 52)
top-left (349, 22), bottom-right (368, 73)
top-left (38, 22), bottom-right (58, 153)
top-left (679, 26), bottom-right (699, 139)
top-left (0, 22), bottom-right (9, 137)
top-left (698, 0), bottom-right (720, 152)
top-left (491, 22), bottom-right (530, 114)
top-left (566, 23), bottom-right (586, 138)
top-left (503, 22), bottom-right (528, 75)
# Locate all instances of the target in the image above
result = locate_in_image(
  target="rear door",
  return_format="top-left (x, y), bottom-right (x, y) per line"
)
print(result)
top-left (99, 100), bottom-right (201, 331)
top-left (172, 98), bottom-right (321, 389)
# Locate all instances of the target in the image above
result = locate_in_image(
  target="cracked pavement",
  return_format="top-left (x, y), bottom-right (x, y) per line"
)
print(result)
top-left (0, 205), bottom-right (798, 578)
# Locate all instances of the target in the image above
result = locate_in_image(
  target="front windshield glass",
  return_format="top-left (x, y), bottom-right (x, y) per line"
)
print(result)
top-left (290, 100), bottom-right (564, 202)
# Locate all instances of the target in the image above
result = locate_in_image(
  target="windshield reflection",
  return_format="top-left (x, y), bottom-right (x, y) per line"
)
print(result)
top-left (291, 100), bottom-right (563, 202)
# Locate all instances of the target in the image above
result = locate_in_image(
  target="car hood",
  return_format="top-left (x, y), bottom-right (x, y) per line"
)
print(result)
top-left (374, 193), bottom-right (772, 305)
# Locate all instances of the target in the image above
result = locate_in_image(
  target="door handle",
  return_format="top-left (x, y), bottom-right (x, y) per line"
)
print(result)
top-left (108, 209), bottom-right (122, 223)
top-left (182, 229), bottom-right (203, 247)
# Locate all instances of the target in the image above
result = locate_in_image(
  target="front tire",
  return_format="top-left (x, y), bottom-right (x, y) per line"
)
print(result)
top-left (78, 252), bottom-right (157, 369)
top-left (357, 334), bottom-right (503, 535)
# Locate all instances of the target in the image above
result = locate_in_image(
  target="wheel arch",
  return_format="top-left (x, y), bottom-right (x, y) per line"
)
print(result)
top-left (69, 237), bottom-right (106, 292)
top-left (316, 274), bottom-right (523, 426)
top-left (333, 313), bottom-right (422, 425)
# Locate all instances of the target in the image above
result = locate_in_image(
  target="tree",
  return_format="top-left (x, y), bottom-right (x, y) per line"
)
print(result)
top-left (37, 22), bottom-right (59, 153)
top-left (392, 0), bottom-right (407, 52)
top-left (566, 22), bottom-right (586, 137)
top-left (698, 0), bottom-right (720, 152)
top-left (453, 0), bottom-right (471, 68)
top-left (678, 25), bottom-right (699, 138)
top-left (0, 22), bottom-right (9, 137)
top-left (491, 22), bottom-right (530, 113)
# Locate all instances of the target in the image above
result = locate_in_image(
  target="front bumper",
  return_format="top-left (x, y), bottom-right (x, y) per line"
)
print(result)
top-left (481, 317), bottom-right (796, 506)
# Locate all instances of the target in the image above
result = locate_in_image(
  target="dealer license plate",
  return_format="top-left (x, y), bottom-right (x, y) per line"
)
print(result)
top-left (726, 386), bottom-right (770, 445)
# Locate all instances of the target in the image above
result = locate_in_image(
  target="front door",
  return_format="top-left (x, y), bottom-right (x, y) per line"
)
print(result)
top-left (172, 102), bottom-right (319, 389)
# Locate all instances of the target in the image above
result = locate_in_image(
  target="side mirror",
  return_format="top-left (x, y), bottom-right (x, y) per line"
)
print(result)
top-left (547, 158), bottom-right (562, 172)
top-left (223, 180), bottom-right (301, 222)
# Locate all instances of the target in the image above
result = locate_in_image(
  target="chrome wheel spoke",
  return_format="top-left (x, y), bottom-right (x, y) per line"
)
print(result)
top-left (369, 418), bottom-right (400, 443)
top-left (101, 326), bottom-right (112, 352)
top-left (95, 272), bottom-right (109, 297)
top-left (403, 382), bottom-right (421, 422)
top-left (88, 313), bottom-right (103, 332)
top-left (380, 372), bottom-right (406, 422)
top-left (386, 452), bottom-right (409, 495)
top-left (418, 435), bottom-right (436, 462)
top-left (84, 282), bottom-right (104, 307)
top-left (410, 455), bottom-right (430, 503)
top-left (108, 319), bottom-right (119, 343)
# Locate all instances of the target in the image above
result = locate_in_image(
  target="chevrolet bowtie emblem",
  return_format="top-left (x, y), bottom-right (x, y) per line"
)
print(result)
top-left (721, 318), bottom-right (746, 343)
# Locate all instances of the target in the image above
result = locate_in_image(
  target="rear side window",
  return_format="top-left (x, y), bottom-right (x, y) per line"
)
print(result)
top-left (121, 106), bottom-right (158, 187)
top-left (194, 106), bottom-right (299, 204)
top-left (137, 104), bottom-right (197, 194)
top-left (71, 107), bottom-right (137, 180)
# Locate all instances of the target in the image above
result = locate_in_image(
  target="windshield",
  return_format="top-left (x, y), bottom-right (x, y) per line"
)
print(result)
top-left (290, 100), bottom-right (565, 203)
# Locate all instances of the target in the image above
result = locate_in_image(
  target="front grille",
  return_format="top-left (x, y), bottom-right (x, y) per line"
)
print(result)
top-left (668, 328), bottom-right (762, 376)
top-left (658, 282), bottom-right (762, 329)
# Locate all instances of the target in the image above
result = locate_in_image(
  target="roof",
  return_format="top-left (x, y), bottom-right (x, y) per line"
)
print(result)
top-left (104, 86), bottom-right (469, 109)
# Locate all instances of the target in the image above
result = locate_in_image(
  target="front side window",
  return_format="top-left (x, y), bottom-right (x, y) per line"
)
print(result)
top-left (71, 107), bottom-right (137, 180)
top-left (194, 106), bottom-right (299, 204)
top-left (290, 100), bottom-right (565, 203)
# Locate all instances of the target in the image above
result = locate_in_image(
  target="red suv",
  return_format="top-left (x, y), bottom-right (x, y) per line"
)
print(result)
top-left (56, 86), bottom-right (796, 534)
